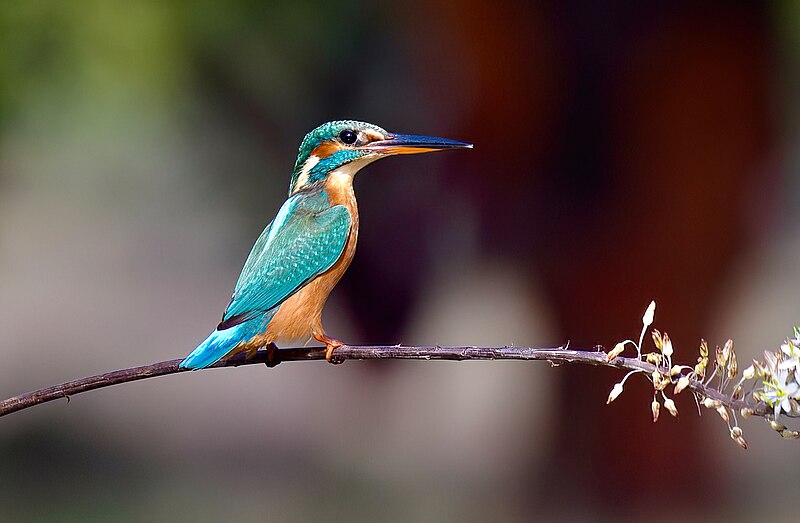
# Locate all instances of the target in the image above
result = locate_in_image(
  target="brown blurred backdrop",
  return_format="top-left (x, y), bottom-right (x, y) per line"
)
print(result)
top-left (1, 1), bottom-right (799, 521)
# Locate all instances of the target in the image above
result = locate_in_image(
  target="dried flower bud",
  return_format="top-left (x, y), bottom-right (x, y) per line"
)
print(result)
top-left (670, 365), bottom-right (682, 376)
top-left (651, 399), bottom-right (660, 422)
top-left (702, 397), bottom-right (717, 409)
top-left (664, 398), bottom-right (678, 417)
top-left (781, 429), bottom-right (800, 440)
top-left (694, 361), bottom-right (706, 379)
top-left (607, 382), bottom-right (624, 404)
top-left (607, 342), bottom-right (625, 361)
top-left (728, 351), bottom-right (738, 380)
top-left (716, 406), bottom-right (729, 423)
top-left (723, 339), bottom-right (733, 361)
top-left (642, 301), bottom-right (656, 328)
top-left (646, 353), bottom-right (662, 365)
top-left (740, 408), bottom-right (753, 418)
top-left (716, 345), bottom-right (726, 369)
top-left (699, 340), bottom-right (709, 359)
top-left (742, 365), bottom-right (755, 380)
top-left (652, 371), bottom-right (668, 391)
top-left (732, 431), bottom-right (748, 449)
top-left (764, 351), bottom-right (778, 372)
top-left (650, 370), bottom-right (660, 389)
top-left (652, 330), bottom-right (663, 351)
top-left (732, 386), bottom-right (742, 400)
top-left (674, 376), bottom-right (690, 394)
top-left (770, 420), bottom-right (787, 432)
top-left (662, 333), bottom-right (673, 358)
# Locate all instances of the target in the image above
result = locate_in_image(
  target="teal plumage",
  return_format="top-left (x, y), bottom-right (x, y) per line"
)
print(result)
top-left (180, 187), bottom-right (350, 369)
top-left (178, 315), bottom-right (271, 370)
top-left (180, 120), bottom-right (471, 370)
top-left (221, 188), bottom-right (351, 328)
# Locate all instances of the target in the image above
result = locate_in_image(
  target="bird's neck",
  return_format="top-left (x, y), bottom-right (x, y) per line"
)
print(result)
top-left (324, 168), bottom-right (356, 208)
top-left (322, 164), bottom-right (361, 287)
top-left (323, 165), bottom-right (360, 248)
top-left (322, 157), bottom-right (375, 209)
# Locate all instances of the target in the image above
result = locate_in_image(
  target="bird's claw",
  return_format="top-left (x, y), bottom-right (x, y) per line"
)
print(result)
top-left (314, 333), bottom-right (345, 365)
top-left (264, 343), bottom-right (281, 368)
top-left (326, 343), bottom-right (345, 365)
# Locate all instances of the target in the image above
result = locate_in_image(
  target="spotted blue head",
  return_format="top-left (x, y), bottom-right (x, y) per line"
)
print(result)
top-left (289, 120), bottom-right (472, 195)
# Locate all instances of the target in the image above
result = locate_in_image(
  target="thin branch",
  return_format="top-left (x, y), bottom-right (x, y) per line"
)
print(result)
top-left (0, 344), bottom-right (769, 418)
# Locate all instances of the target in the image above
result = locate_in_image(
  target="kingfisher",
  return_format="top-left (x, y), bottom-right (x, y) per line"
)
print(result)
top-left (180, 120), bottom-right (472, 369)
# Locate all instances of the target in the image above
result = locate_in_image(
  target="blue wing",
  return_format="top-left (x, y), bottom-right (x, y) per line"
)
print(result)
top-left (222, 189), bottom-right (352, 329)
top-left (180, 189), bottom-right (351, 369)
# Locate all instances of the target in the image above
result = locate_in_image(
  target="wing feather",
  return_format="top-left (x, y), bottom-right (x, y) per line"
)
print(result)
top-left (218, 192), bottom-right (351, 329)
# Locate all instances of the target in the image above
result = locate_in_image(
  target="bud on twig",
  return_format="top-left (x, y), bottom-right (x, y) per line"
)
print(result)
top-left (606, 342), bottom-right (625, 361)
top-left (662, 333), bottom-right (673, 358)
top-left (770, 420), bottom-right (787, 432)
top-left (646, 353), bottom-right (661, 365)
top-left (607, 382), bottom-right (624, 404)
top-left (674, 376), bottom-right (690, 394)
top-left (652, 330), bottom-right (663, 351)
top-left (664, 398), bottom-right (678, 417)
top-left (728, 351), bottom-right (738, 380)
top-left (642, 301), bottom-right (655, 328)
top-left (730, 427), bottom-right (747, 449)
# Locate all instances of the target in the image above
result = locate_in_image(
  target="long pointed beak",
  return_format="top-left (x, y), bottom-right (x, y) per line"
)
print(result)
top-left (365, 133), bottom-right (473, 155)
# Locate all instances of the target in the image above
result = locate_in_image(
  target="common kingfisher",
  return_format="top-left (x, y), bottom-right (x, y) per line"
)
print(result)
top-left (180, 120), bottom-right (472, 369)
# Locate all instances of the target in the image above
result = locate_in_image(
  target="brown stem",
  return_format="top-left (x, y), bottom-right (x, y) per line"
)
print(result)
top-left (0, 344), bottom-right (769, 418)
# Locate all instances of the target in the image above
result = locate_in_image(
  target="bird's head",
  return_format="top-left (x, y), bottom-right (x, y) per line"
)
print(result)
top-left (289, 120), bottom-right (471, 195)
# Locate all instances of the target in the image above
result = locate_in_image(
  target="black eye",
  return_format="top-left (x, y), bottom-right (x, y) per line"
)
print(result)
top-left (339, 129), bottom-right (357, 145)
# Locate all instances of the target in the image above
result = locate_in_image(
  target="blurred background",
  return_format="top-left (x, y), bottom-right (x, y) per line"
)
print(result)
top-left (1, 1), bottom-right (799, 520)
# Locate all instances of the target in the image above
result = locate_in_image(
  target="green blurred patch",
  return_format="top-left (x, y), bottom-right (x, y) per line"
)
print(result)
top-left (0, 422), bottom-right (154, 521)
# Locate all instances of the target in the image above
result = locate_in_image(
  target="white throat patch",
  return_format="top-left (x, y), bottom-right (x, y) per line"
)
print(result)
top-left (293, 155), bottom-right (379, 194)
top-left (292, 155), bottom-right (320, 193)
top-left (327, 156), bottom-right (379, 190)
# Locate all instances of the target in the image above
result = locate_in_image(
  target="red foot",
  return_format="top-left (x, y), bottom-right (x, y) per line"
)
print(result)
top-left (313, 333), bottom-right (345, 365)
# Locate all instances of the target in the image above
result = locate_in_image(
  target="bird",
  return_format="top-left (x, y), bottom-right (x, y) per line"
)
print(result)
top-left (180, 120), bottom-right (472, 369)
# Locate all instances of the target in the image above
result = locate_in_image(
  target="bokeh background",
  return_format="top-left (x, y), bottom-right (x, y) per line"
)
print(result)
top-left (2, 1), bottom-right (799, 521)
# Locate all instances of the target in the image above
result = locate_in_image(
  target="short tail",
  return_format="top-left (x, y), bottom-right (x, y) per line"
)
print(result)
top-left (180, 320), bottom-right (262, 370)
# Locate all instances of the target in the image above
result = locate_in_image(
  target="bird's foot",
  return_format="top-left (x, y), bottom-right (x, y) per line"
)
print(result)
top-left (264, 343), bottom-right (281, 368)
top-left (224, 343), bottom-right (280, 368)
top-left (313, 333), bottom-right (345, 365)
top-left (239, 342), bottom-right (281, 368)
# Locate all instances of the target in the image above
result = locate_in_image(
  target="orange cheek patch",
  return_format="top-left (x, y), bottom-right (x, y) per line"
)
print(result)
top-left (311, 142), bottom-right (342, 159)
